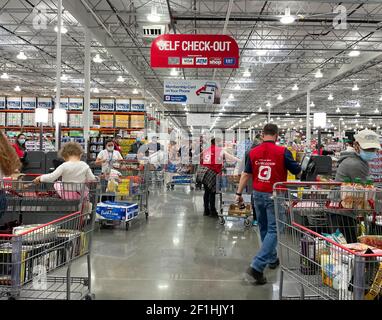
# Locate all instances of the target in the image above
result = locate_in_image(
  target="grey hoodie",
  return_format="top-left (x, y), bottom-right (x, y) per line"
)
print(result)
top-left (335, 151), bottom-right (370, 182)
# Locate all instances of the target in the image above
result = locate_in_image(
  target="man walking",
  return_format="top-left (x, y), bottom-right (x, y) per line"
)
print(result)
top-left (235, 124), bottom-right (301, 284)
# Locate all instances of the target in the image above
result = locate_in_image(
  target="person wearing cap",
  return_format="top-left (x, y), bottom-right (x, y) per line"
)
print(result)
top-left (335, 129), bottom-right (381, 182)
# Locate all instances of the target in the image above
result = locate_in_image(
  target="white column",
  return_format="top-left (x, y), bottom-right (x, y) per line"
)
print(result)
top-left (83, 28), bottom-right (91, 154)
top-left (306, 91), bottom-right (311, 149)
top-left (54, 0), bottom-right (62, 151)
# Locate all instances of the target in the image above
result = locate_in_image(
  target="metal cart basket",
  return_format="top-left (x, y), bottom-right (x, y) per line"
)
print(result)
top-left (274, 181), bottom-right (382, 300)
top-left (0, 180), bottom-right (100, 300)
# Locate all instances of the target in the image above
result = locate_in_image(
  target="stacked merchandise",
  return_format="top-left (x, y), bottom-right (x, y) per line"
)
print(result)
top-left (0, 113), bottom-right (5, 126)
top-left (7, 113), bottom-right (22, 126)
top-left (0, 228), bottom-right (89, 286)
top-left (22, 113), bottom-right (35, 126)
top-left (61, 135), bottom-right (85, 150)
top-left (88, 137), bottom-right (106, 161)
top-left (130, 115), bottom-right (145, 128)
top-left (369, 150), bottom-right (382, 183)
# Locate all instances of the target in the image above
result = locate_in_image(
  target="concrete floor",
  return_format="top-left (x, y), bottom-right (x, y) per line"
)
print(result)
top-left (86, 186), bottom-right (290, 300)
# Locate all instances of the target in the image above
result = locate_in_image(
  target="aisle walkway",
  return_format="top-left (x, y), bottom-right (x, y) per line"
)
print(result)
top-left (90, 187), bottom-right (280, 299)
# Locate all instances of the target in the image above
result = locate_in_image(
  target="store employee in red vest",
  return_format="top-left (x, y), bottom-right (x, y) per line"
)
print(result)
top-left (235, 124), bottom-right (301, 285)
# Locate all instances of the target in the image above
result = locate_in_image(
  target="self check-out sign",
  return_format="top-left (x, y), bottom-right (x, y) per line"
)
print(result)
top-left (151, 34), bottom-right (239, 68)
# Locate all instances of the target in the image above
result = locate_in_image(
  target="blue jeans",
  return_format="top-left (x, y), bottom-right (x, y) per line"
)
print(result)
top-left (251, 191), bottom-right (278, 273)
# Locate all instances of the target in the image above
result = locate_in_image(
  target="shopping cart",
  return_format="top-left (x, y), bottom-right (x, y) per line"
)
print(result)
top-left (97, 160), bottom-right (149, 230)
top-left (217, 174), bottom-right (253, 228)
top-left (274, 181), bottom-right (382, 300)
top-left (0, 176), bottom-right (99, 228)
top-left (0, 181), bottom-right (100, 300)
top-left (166, 164), bottom-right (195, 191)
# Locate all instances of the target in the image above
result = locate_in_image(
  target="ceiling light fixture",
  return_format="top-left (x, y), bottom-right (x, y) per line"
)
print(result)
top-left (277, 94), bottom-right (283, 100)
top-left (234, 84), bottom-right (241, 90)
top-left (296, 107), bottom-right (301, 112)
top-left (336, 107), bottom-right (341, 113)
top-left (170, 68), bottom-right (179, 76)
top-left (258, 107), bottom-right (263, 112)
top-left (292, 84), bottom-right (298, 91)
top-left (355, 101), bottom-right (360, 108)
top-left (328, 94), bottom-right (334, 100)
top-left (61, 74), bottom-right (68, 81)
top-left (54, 25), bottom-right (68, 34)
top-left (93, 87), bottom-right (99, 93)
top-left (1, 73), bottom-right (9, 79)
top-left (348, 50), bottom-right (360, 57)
top-left (356, 112), bottom-right (360, 117)
top-left (229, 93), bottom-right (234, 100)
top-left (147, 6), bottom-right (160, 22)
top-left (117, 75), bottom-right (124, 82)
top-left (256, 50), bottom-right (267, 56)
top-left (93, 54), bottom-right (103, 63)
top-left (352, 84), bottom-right (359, 91)
top-left (280, 7), bottom-right (295, 24)
top-left (310, 101), bottom-right (315, 107)
top-left (375, 108), bottom-right (380, 114)
top-left (14, 85), bottom-right (21, 92)
top-left (133, 88), bottom-right (139, 94)
top-left (266, 102), bottom-right (271, 107)
top-left (17, 51), bottom-right (27, 60)
top-left (315, 69), bottom-right (323, 78)
top-left (243, 69), bottom-right (251, 77)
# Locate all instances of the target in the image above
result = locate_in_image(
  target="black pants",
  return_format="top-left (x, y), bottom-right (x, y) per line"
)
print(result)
top-left (251, 193), bottom-right (257, 221)
top-left (203, 184), bottom-right (216, 214)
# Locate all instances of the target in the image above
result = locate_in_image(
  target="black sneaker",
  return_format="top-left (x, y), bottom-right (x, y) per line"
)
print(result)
top-left (268, 258), bottom-right (280, 270)
top-left (246, 267), bottom-right (267, 285)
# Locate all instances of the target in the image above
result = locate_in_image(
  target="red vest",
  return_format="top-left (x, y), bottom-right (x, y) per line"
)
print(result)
top-left (201, 145), bottom-right (223, 174)
top-left (249, 142), bottom-right (287, 193)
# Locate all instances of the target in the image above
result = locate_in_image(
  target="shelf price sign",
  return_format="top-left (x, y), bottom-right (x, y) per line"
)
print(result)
top-left (151, 34), bottom-right (239, 68)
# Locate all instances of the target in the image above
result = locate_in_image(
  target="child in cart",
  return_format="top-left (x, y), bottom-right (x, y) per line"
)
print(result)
top-left (33, 142), bottom-right (97, 184)
top-left (33, 142), bottom-right (97, 214)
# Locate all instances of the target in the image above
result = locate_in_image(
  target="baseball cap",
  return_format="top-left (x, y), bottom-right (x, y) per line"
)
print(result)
top-left (354, 129), bottom-right (381, 150)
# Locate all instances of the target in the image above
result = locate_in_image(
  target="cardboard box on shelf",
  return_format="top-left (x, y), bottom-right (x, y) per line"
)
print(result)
top-left (100, 114), bottom-right (114, 127)
top-left (130, 115), bottom-right (145, 128)
top-left (115, 115), bottom-right (129, 128)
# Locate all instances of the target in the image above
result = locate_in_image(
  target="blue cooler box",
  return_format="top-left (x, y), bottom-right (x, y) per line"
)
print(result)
top-left (96, 201), bottom-right (139, 221)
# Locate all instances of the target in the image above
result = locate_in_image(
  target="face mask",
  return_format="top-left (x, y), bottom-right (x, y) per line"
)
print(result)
top-left (107, 146), bottom-right (114, 152)
top-left (136, 138), bottom-right (141, 142)
top-left (18, 139), bottom-right (25, 145)
top-left (359, 150), bottom-right (377, 162)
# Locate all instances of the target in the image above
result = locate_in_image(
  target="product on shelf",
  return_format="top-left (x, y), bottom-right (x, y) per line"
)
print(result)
top-left (7, 97), bottom-right (22, 110)
top-left (69, 97), bottom-right (83, 111)
top-left (130, 115), bottom-right (145, 128)
top-left (7, 113), bottom-right (22, 126)
top-left (100, 114), bottom-right (113, 127)
top-left (130, 99), bottom-right (145, 112)
top-left (0, 97), bottom-right (5, 109)
top-left (115, 115), bottom-right (129, 128)
top-left (115, 98), bottom-right (130, 112)
top-left (22, 97), bottom-right (36, 110)
top-left (90, 98), bottom-right (99, 111)
top-left (69, 114), bottom-right (82, 127)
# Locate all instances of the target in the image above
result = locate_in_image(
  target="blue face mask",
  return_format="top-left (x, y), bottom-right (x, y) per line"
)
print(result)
top-left (136, 138), bottom-right (141, 142)
top-left (359, 150), bottom-right (377, 162)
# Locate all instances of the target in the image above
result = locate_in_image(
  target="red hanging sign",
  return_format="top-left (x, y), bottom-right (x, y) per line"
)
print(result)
top-left (150, 34), bottom-right (239, 68)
